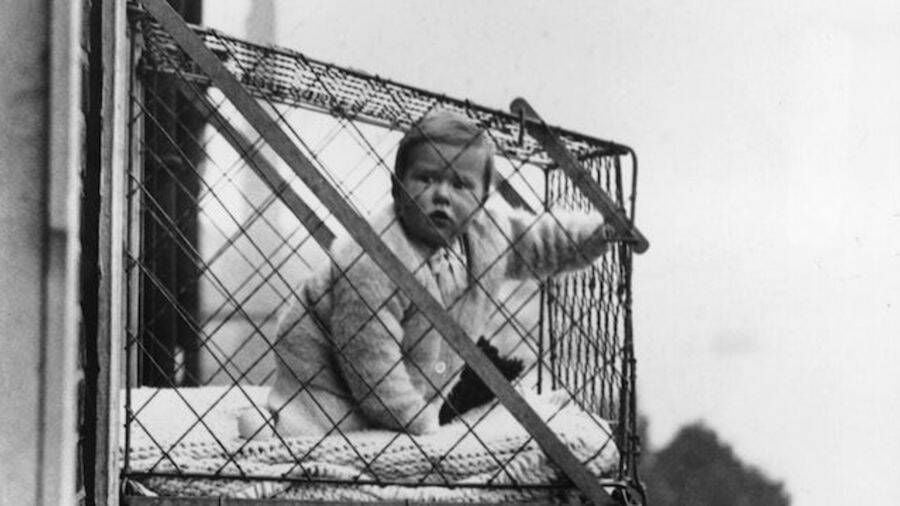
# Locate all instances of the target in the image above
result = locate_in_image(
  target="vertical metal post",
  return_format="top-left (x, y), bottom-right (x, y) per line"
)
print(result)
top-left (546, 170), bottom-right (558, 390)
top-left (124, 18), bottom-right (147, 479)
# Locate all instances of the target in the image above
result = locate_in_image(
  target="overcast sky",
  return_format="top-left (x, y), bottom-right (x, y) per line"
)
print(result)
top-left (208, 2), bottom-right (900, 504)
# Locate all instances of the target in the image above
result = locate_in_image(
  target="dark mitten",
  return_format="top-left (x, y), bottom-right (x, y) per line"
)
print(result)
top-left (438, 337), bottom-right (524, 425)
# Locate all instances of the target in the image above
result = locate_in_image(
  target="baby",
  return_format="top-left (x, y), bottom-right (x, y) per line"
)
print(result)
top-left (241, 110), bottom-right (613, 439)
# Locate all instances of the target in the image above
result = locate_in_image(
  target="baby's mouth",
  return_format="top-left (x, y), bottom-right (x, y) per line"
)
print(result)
top-left (428, 210), bottom-right (453, 228)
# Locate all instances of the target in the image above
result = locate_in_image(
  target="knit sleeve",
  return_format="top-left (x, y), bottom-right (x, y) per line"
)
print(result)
top-left (329, 252), bottom-right (435, 434)
top-left (503, 208), bottom-right (611, 279)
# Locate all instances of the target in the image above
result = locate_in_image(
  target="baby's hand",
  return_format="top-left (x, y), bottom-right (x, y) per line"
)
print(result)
top-left (597, 222), bottom-right (616, 241)
top-left (406, 403), bottom-right (440, 435)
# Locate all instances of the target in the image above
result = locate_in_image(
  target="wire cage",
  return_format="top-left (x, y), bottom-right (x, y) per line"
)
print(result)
top-left (120, 3), bottom-right (643, 504)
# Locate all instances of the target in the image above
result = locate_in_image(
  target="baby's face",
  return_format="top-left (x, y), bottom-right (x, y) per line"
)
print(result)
top-left (397, 141), bottom-right (488, 248)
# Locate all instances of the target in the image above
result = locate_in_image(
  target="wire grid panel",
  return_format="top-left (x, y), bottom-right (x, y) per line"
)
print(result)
top-left (543, 158), bottom-right (631, 421)
top-left (123, 11), bottom-right (640, 502)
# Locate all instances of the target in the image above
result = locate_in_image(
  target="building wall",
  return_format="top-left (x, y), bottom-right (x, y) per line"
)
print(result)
top-left (0, 1), bottom-right (51, 502)
top-left (0, 0), bottom-right (81, 505)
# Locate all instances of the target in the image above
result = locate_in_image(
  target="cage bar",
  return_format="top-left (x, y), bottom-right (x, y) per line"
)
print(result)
top-left (118, 2), bottom-right (645, 504)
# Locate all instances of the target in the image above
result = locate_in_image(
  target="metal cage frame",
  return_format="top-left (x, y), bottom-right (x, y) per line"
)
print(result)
top-left (112, 1), bottom-right (648, 504)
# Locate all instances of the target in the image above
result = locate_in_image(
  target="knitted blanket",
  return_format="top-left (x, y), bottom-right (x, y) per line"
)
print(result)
top-left (123, 386), bottom-right (619, 502)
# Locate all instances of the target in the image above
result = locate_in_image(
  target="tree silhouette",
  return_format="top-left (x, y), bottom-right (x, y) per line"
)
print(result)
top-left (640, 422), bottom-right (790, 506)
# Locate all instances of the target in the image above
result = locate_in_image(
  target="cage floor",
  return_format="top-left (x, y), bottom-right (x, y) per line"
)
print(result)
top-left (121, 386), bottom-right (619, 502)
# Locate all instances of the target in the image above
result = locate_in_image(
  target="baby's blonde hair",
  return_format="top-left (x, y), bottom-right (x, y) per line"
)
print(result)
top-left (392, 110), bottom-right (495, 203)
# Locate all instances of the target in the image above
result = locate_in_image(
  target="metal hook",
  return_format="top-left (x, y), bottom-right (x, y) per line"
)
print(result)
top-left (517, 107), bottom-right (525, 147)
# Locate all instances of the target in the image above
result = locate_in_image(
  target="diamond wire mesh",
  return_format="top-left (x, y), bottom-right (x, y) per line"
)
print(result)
top-left (123, 9), bottom-right (640, 500)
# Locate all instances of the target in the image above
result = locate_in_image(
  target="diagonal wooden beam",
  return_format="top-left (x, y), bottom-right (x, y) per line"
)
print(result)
top-left (138, 0), bottom-right (616, 503)
top-left (171, 77), bottom-right (336, 248)
top-left (176, 76), bottom-right (526, 239)
top-left (511, 98), bottom-right (650, 254)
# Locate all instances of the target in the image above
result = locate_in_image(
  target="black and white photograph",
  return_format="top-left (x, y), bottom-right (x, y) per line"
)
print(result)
top-left (1, 1), bottom-right (897, 505)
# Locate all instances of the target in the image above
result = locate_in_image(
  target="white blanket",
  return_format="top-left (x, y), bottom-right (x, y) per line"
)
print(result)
top-left (123, 386), bottom-right (619, 502)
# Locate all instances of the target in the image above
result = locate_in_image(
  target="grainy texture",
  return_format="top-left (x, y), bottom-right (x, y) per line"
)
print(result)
top-left (125, 386), bottom-right (618, 502)
top-left (0, 1), bottom-right (50, 505)
top-left (269, 203), bottom-right (607, 436)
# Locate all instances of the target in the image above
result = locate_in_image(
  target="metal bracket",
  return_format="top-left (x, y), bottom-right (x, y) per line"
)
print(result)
top-left (510, 98), bottom-right (650, 254)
